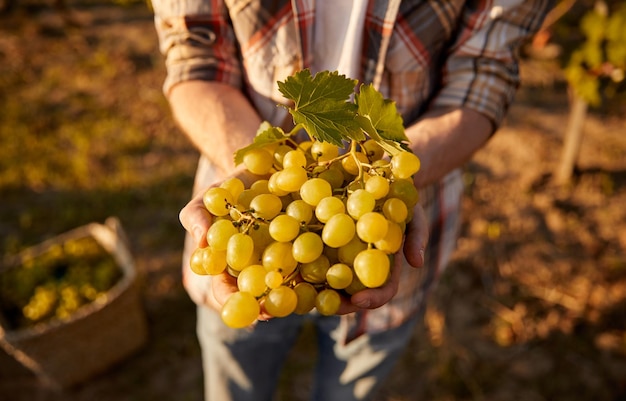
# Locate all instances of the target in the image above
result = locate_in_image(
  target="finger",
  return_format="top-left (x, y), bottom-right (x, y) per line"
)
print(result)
top-left (179, 189), bottom-right (212, 247)
top-left (403, 204), bottom-right (429, 268)
top-left (336, 295), bottom-right (360, 315)
top-left (257, 299), bottom-right (275, 321)
top-left (210, 271), bottom-right (239, 307)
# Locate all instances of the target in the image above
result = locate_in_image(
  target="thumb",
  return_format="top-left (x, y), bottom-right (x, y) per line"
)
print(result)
top-left (179, 189), bottom-right (212, 247)
top-left (403, 204), bottom-right (428, 268)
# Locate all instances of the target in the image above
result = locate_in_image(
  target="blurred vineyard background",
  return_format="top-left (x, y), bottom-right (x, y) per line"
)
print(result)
top-left (0, 0), bottom-right (625, 400)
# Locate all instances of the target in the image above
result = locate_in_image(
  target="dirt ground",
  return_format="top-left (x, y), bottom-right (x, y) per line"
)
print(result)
top-left (0, 2), bottom-right (625, 401)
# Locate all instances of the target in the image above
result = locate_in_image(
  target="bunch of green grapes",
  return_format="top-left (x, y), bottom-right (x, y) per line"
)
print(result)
top-left (21, 283), bottom-right (58, 323)
top-left (1, 237), bottom-right (123, 328)
top-left (21, 281), bottom-right (86, 322)
top-left (191, 137), bottom-right (421, 328)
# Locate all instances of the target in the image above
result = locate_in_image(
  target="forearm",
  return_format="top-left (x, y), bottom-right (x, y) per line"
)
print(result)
top-left (407, 107), bottom-right (493, 189)
top-left (168, 80), bottom-right (262, 176)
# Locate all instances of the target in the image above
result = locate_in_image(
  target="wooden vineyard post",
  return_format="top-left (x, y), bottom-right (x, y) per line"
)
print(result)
top-left (554, 92), bottom-right (588, 186)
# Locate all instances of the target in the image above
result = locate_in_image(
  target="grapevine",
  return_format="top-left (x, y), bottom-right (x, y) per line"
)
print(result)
top-left (191, 70), bottom-right (421, 328)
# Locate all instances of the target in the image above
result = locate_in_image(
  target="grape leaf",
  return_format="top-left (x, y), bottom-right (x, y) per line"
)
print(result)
top-left (277, 70), bottom-right (363, 146)
top-left (234, 123), bottom-right (288, 166)
top-left (355, 83), bottom-right (408, 144)
top-left (355, 115), bottom-right (407, 157)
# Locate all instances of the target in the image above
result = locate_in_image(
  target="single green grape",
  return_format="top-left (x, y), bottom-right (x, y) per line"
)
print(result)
top-left (220, 177), bottom-right (245, 201)
top-left (248, 222), bottom-right (273, 253)
top-left (346, 189), bottom-right (375, 219)
top-left (264, 270), bottom-right (284, 289)
top-left (264, 286), bottom-right (298, 317)
top-left (299, 254), bottom-right (331, 284)
top-left (326, 263), bottom-right (353, 290)
top-left (317, 167), bottom-right (345, 189)
top-left (282, 149), bottom-right (307, 169)
top-left (207, 219), bottom-right (239, 251)
top-left (188, 248), bottom-right (207, 275)
top-left (237, 265), bottom-right (268, 297)
top-left (243, 147), bottom-right (274, 175)
top-left (203, 187), bottom-right (234, 217)
top-left (293, 282), bottom-right (318, 315)
top-left (353, 248), bottom-right (390, 288)
top-left (276, 166), bottom-right (308, 192)
top-left (388, 179), bottom-right (419, 209)
top-left (250, 193), bottom-right (283, 220)
top-left (292, 232), bottom-right (324, 264)
top-left (382, 197), bottom-right (408, 223)
top-left (322, 213), bottom-right (356, 248)
top-left (262, 241), bottom-right (298, 277)
top-left (391, 151), bottom-right (421, 179)
top-left (269, 214), bottom-right (301, 242)
top-left (361, 139), bottom-right (385, 161)
top-left (250, 179), bottom-right (270, 194)
top-left (226, 233), bottom-right (255, 271)
top-left (285, 199), bottom-right (314, 224)
top-left (315, 288), bottom-right (341, 316)
top-left (315, 196), bottom-right (345, 223)
top-left (300, 178), bottom-right (332, 207)
top-left (364, 175), bottom-right (390, 200)
top-left (356, 212), bottom-right (389, 244)
top-left (311, 140), bottom-right (339, 162)
top-left (221, 291), bottom-right (260, 329)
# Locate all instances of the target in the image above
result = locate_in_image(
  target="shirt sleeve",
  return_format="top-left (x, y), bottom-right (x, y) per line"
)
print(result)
top-left (431, 0), bottom-right (553, 128)
top-left (152, 0), bottom-right (242, 95)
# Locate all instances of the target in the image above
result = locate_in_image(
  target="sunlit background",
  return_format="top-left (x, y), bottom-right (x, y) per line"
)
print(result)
top-left (0, 0), bottom-right (624, 400)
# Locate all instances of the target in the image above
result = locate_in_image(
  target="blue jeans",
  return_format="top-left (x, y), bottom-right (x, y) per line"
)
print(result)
top-left (196, 306), bottom-right (421, 401)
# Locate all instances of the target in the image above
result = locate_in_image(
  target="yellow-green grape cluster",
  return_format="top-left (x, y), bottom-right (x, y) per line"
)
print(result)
top-left (0, 237), bottom-right (122, 329)
top-left (193, 138), bottom-right (420, 329)
top-left (21, 283), bottom-right (58, 322)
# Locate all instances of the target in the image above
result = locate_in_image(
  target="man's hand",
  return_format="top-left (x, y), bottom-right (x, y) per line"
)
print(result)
top-left (336, 203), bottom-right (428, 314)
top-left (180, 176), bottom-right (429, 319)
top-left (180, 175), bottom-right (274, 320)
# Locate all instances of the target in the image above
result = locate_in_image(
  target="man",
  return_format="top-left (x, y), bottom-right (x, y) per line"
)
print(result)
top-left (152, 1), bottom-right (553, 400)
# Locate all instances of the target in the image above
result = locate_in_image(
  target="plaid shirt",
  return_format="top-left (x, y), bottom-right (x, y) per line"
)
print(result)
top-left (153, 0), bottom-right (552, 336)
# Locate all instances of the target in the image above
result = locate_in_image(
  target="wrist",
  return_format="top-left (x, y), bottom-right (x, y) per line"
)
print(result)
top-left (407, 107), bottom-right (492, 188)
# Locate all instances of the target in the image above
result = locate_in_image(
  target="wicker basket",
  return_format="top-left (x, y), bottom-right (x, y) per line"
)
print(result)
top-left (0, 217), bottom-right (148, 389)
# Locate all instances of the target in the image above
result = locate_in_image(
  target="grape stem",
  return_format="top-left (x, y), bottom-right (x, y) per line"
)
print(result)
top-left (229, 207), bottom-right (267, 234)
top-left (286, 123), bottom-right (305, 139)
top-left (349, 140), bottom-right (367, 189)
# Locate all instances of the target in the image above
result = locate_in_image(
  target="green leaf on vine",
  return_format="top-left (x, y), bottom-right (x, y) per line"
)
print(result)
top-left (355, 115), bottom-right (406, 157)
top-left (355, 83), bottom-right (408, 144)
top-left (277, 69), bottom-right (363, 146)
